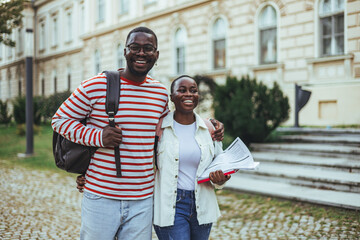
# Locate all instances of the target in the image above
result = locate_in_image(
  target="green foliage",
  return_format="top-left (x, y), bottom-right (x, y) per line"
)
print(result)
top-left (41, 91), bottom-right (71, 122)
top-left (12, 95), bottom-right (42, 125)
top-left (0, 100), bottom-right (12, 124)
top-left (213, 75), bottom-right (290, 145)
top-left (15, 123), bottom-right (41, 136)
top-left (11, 91), bottom-right (70, 125)
top-left (0, 0), bottom-right (25, 47)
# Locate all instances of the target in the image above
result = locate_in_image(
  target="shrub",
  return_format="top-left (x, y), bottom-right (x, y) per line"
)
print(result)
top-left (41, 91), bottom-right (71, 122)
top-left (12, 96), bottom-right (43, 125)
top-left (16, 123), bottom-right (41, 136)
top-left (213, 75), bottom-right (290, 145)
top-left (0, 100), bottom-right (12, 124)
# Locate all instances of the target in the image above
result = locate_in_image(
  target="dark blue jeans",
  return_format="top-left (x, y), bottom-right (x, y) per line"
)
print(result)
top-left (154, 189), bottom-right (212, 240)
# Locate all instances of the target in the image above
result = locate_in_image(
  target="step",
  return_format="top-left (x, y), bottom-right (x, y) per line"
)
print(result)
top-left (251, 143), bottom-right (360, 159)
top-left (224, 173), bottom-right (360, 210)
top-left (279, 134), bottom-right (360, 145)
top-left (251, 162), bottom-right (360, 188)
top-left (276, 127), bottom-right (360, 135)
top-left (252, 152), bottom-right (360, 172)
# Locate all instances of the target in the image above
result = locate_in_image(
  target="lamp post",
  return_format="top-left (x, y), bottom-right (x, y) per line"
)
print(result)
top-left (25, 28), bottom-right (34, 156)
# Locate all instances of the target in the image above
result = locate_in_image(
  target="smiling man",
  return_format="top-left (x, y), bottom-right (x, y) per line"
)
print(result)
top-left (52, 27), bottom-right (224, 240)
top-left (52, 27), bottom-right (167, 240)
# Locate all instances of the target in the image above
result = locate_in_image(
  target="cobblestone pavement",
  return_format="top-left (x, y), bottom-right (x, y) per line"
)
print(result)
top-left (1, 166), bottom-right (359, 240)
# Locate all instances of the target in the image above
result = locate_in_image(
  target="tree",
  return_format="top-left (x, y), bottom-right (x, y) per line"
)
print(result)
top-left (213, 75), bottom-right (290, 145)
top-left (0, 0), bottom-right (25, 47)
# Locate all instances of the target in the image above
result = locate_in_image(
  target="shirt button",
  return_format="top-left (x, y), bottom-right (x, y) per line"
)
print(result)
top-left (175, 158), bottom-right (178, 161)
top-left (173, 205), bottom-right (176, 209)
top-left (175, 175), bottom-right (178, 178)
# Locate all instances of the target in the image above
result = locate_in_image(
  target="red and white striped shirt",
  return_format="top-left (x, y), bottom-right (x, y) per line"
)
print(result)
top-left (52, 72), bottom-right (169, 200)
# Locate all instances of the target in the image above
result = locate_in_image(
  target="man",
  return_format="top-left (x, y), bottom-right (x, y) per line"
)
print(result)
top-left (52, 27), bottom-right (223, 240)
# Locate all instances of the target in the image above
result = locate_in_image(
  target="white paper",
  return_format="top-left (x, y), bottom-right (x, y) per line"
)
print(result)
top-left (198, 137), bottom-right (259, 183)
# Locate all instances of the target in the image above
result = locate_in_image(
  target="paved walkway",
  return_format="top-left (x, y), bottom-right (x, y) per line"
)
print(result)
top-left (0, 166), bottom-right (359, 239)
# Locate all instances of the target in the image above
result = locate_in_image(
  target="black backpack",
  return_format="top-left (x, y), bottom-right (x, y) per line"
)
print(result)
top-left (53, 70), bottom-right (122, 176)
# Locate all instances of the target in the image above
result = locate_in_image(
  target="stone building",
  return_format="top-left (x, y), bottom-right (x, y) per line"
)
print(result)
top-left (0, 0), bottom-right (359, 126)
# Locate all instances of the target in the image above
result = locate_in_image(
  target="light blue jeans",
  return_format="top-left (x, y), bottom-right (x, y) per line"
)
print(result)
top-left (80, 191), bottom-right (153, 240)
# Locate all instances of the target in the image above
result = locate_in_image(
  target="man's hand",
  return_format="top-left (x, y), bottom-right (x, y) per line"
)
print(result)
top-left (102, 125), bottom-right (122, 147)
top-left (209, 170), bottom-right (231, 185)
top-left (76, 175), bottom-right (86, 193)
top-left (210, 119), bottom-right (224, 141)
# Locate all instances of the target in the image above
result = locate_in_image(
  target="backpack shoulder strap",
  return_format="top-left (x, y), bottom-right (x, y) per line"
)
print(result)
top-left (103, 70), bottom-right (121, 122)
top-left (103, 70), bottom-right (122, 177)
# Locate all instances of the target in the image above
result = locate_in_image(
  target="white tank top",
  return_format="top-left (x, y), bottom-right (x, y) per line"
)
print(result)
top-left (174, 121), bottom-right (201, 190)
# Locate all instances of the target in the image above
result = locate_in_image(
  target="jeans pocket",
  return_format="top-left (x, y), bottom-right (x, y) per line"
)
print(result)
top-left (176, 194), bottom-right (183, 203)
top-left (83, 191), bottom-right (102, 200)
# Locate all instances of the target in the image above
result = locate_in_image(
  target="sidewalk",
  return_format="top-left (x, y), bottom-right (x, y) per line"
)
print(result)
top-left (0, 165), bottom-right (359, 239)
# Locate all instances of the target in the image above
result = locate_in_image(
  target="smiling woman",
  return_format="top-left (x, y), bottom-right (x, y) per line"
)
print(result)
top-left (153, 75), bottom-right (230, 240)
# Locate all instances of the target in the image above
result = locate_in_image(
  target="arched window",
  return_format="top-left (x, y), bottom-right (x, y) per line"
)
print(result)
top-left (212, 18), bottom-right (226, 69)
top-left (258, 5), bottom-right (277, 64)
top-left (175, 28), bottom-right (186, 74)
top-left (117, 44), bottom-right (125, 68)
top-left (95, 50), bottom-right (101, 74)
top-left (319, 0), bottom-right (344, 56)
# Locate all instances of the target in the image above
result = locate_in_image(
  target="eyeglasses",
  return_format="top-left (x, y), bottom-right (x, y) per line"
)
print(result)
top-left (127, 44), bottom-right (157, 54)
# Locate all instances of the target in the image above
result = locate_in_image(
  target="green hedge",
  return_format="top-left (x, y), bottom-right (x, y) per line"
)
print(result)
top-left (11, 91), bottom-right (71, 125)
top-left (214, 75), bottom-right (290, 145)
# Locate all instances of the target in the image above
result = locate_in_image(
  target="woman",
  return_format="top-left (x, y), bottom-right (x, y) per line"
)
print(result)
top-left (153, 75), bottom-right (230, 240)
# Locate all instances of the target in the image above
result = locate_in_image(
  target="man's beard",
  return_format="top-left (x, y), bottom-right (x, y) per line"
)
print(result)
top-left (127, 61), bottom-right (154, 77)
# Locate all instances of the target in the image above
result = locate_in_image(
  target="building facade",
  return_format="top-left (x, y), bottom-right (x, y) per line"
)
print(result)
top-left (0, 0), bottom-right (359, 126)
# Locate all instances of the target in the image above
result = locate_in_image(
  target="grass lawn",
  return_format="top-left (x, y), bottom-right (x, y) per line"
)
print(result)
top-left (0, 124), bottom-right (59, 171)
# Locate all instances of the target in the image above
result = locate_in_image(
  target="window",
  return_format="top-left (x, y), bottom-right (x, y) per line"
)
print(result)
top-left (259, 5), bottom-right (277, 64)
top-left (7, 71), bottom-right (12, 99)
top-left (41, 72), bottom-right (45, 96)
top-left (117, 44), bottom-right (125, 68)
top-left (98, 0), bottom-right (105, 22)
top-left (80, 3), bottom-right (85, 34)
top-left (175, 28), bottom-right (186, 74)
top-left (53, 70), bottom-right (57, 93)
top-left (212, 18), bottom-right (226, 69)
top-left (18, 75), bottom-right (22, 96)
top-left (144, 0), bottom-right (156, 5)
top-left (39, 22), bottom-right (45, 50)
top-left (319, 0), bottom-right (344, 56)
top-left (119, 0), bottom-right (128, 14)
top-left (95, 50), bottom-right (101, 74)
top-left (52, 17), bottom-right (58, 47)
top-left (66, 11), bottom-right (72, 42)
top-left (17, 28), bottom-right (23, 54)
top-left (7, 46), bottom-right (13, 58)
top-left (67, 66), bottom-right (71, 91)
